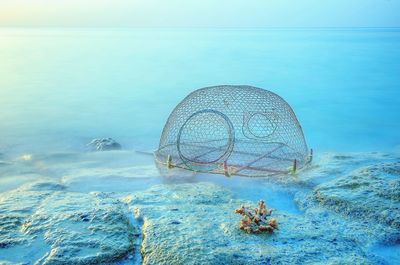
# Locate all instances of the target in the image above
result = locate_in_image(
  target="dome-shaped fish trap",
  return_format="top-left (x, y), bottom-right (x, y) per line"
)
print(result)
top-left (155, 85), bottom-right (310, 177)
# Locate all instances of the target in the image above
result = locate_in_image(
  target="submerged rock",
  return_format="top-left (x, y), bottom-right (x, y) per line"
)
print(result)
top-left (87, 138), bottom-right (121, 151)
top-left (311, 162), bottom-right (400, 229)
top-left (123, 182), bottom-right (382, 265)
top-left (0, 181), bottom-right (134, 264)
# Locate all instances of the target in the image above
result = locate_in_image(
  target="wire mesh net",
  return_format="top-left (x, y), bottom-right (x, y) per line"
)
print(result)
top-left (155, 85), bottom-right (309, 177)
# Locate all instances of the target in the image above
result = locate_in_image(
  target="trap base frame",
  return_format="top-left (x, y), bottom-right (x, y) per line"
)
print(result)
top-left (155, 139), bottom-right (313, 177)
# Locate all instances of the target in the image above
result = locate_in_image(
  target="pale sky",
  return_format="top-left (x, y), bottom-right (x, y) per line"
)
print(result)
top-left (0, 0), bottom-right (399, 27)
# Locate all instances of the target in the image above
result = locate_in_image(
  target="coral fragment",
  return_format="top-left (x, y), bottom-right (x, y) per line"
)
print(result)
top-left (235, 200), bottom-right (278, 234)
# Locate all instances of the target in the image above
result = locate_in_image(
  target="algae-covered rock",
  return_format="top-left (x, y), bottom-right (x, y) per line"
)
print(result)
top-left (123, 182), bottom-right (381, 265)
top-left (312, 162), bottom-right (400, 229)
top-left (1, 152), bottom-right (398, 264)
top-left (0, 181), bottom-right (134, 264)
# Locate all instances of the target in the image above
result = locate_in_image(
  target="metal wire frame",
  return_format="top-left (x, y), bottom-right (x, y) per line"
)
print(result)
top-left (155, 85), bottom-right (310, 177)
top-left (155, 141), bottom-right (307, 177)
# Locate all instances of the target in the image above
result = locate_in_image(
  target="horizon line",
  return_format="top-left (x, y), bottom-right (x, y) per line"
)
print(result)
top-left (1, 26), bottom-right (400, 30)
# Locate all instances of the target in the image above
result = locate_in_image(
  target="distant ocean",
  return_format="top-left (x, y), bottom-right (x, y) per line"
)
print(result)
top-left (1, 28), bottom-right (399, 155)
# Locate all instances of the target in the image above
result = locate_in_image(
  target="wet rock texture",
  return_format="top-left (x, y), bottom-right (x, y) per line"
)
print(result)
top-left (0, 181), bottom-right (134, 264)
top-left (87, 138), bottom-right (122, 151)
top-left (123, 182), bottom-right (380, 265)
top-left (309, 162), bottom-right (400, 229)
top-left (1, 152), bottom-right (399, 264)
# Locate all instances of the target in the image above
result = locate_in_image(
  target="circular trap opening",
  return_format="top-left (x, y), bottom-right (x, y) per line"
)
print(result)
top-left (177, 109), bottom-right (234, 166)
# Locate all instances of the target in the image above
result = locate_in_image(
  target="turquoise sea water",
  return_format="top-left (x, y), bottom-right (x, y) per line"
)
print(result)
top-left (0, 28), bottom-right (399, 154)
top-left (0, 28), bottom-right (400, 264)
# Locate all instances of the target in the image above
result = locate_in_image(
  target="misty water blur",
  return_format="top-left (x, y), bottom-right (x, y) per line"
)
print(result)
top-left (0, 28), bottom-right (399, 155)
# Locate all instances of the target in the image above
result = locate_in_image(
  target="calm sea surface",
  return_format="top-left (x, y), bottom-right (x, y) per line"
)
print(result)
top-left (0, 28), bottom-right (399, 155)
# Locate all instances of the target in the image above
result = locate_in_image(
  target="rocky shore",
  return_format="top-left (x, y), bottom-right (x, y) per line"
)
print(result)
top-left (0, 151), bottom-right (399, 264)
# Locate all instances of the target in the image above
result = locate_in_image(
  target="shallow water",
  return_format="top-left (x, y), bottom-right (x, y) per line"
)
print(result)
top-left (0, 28), bottom-right (399, 264)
